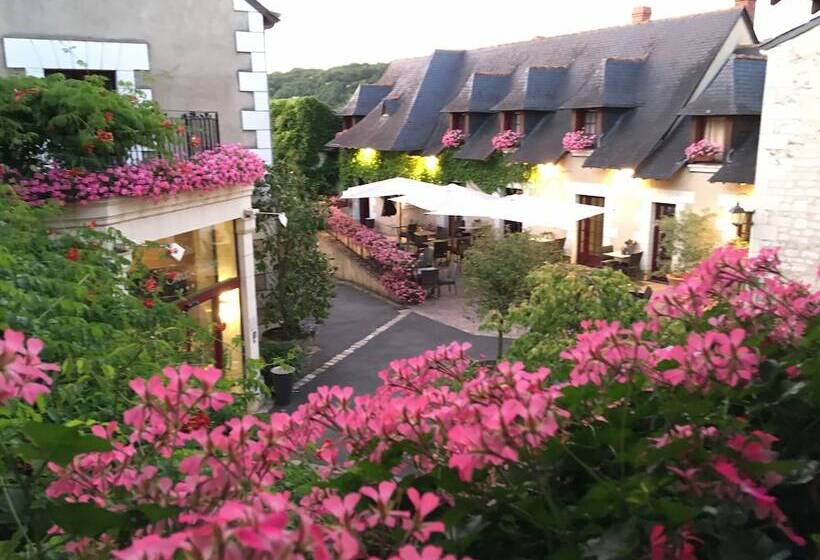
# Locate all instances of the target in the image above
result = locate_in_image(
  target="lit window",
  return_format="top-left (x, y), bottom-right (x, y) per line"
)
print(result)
top-left (502, 111), bottom-right (522, 133)
top-left (693, 116), bottom-right (731, 162)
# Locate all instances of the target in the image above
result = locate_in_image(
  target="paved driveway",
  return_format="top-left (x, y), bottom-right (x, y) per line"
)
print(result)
top-left (288, 283), bottom-right (503, 407)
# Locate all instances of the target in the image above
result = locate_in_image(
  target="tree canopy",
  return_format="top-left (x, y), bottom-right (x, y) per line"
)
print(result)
top-left (268, 63), bottom-right (388, 109)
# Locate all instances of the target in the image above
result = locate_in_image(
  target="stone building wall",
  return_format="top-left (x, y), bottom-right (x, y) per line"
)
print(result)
top-left (750, 24), bottom-right (820, 287)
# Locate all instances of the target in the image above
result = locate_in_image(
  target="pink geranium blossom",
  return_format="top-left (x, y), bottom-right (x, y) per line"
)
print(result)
top-left (491, 129), bottom-right (523, 151)
top-left (562, 130), bottom-right (597, 151)
top-left (441, 129), bottom-right (466, 148)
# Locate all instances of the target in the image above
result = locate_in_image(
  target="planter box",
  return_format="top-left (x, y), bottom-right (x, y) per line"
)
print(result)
top-left (570, 149), bottom-right (594, 157)
top-left (46, 185), bottom-right (255, 244)
top-left (686, 163), bottom-right (722, 174)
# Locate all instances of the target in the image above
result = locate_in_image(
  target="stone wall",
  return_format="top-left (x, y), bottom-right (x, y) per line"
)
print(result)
top-left (317, 232), bottom-right (396, 301)
top-left (750, 25), bottom-right (820, 287)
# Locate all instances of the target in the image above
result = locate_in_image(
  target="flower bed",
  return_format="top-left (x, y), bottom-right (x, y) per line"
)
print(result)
top-left (1, 144), bottom-right (266, 205)
top-left (561, 129), bottom-right (597, 152)
top-left (491, 129), bottom-right (523, 152)
top-left (684, 139), bottom-right (722, 162)
top-left (441, 128), bottom-right (466, 149)
top-left (327, 207), bottom-right (426, 304)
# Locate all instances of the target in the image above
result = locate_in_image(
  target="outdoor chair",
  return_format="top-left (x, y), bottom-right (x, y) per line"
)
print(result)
top-left (418, 267), bottom-right (439, 298)
top-left (614, 251), bottom-right (643, 279)
top-left (433, 240), bottom-right (449, 263)
top-left (437, 261), bottom-right (458, 294)
top-left (436, 226), bottom-right (449, 239)
top-left (419, 246), bottom-right (435, 268)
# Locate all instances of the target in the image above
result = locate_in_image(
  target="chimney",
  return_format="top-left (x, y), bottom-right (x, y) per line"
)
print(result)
top-left (735, 0), bottom-right (756, 22)
top-left (632, 6), bottom-right (652, 24)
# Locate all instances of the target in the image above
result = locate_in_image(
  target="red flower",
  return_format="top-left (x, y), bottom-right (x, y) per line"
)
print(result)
top-left (214, 322), bottom-right (227, 333)
top-left (177, 125), bottom-right (186, 136)
top-left (103, 111), bottom-right (114, 123)
top-left (162, 118), bottom-right (173, 129)
top-left (190, 136), bottom-right (202, 148)
top-left (87, 219), bottom-right (97, 228)
top-left (65, 247), bottom-right (80, 261)
top-left (143, 277), bottom-right (158, 293)
top-left (182, 411), bottom-right (210, 432)
top-left (95, 129), bottom-right (114, 144)
top-left (68, 168), bottom-right (86, 178)
top-left (164, 270), bottom-right (178, 282)
top-left (142, 298), bottom-right (155, 309)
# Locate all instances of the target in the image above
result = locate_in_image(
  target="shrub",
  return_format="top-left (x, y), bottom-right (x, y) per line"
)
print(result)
top-left (508, 263), bottom-right (647, 369)
top-left (254, 165), bottom-right (335, 339)
top-left (0, 74), bottom-right (176, 172)
top-left (658, 208), bottom-right (721, 274)
top-left (2, 247), bottom-right (817, 559)
top-left (462, 231), bottom-right (562, 359)
top-left (0, 186), bottom-right (209, 422)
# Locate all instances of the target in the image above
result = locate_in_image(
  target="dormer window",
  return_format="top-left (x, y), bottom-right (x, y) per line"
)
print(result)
top-left (342, 116), bottom-right (362, 131)
top-left (450, 112), bottom-right (468, 135)
top-left (502, 111), bottom-right (523, 134)
top-left (574, 109), bottom-right (600, 143)
top-left (692, 116), bottom-right (731, 162)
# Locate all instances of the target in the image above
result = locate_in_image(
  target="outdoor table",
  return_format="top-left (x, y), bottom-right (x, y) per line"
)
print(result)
top-left (603, 251), bottom-right (631, 261)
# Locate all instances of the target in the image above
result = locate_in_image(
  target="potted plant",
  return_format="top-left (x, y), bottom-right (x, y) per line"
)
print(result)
top-left (261, 345), bottom-right (304, 406)
top-left (441, 128), bottom-right (466, 148)
top-left (657, 209), bottom-right (720, 284)
top-left (491, 130), bottom-right (523, 153)
top-left (562, 130), bottom-right (597, 153)
top-left (684, 139), bottom-right (722, 163)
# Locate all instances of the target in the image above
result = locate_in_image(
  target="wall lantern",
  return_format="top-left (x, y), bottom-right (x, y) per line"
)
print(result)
top-left (729, 201), bottom-right (754, 242)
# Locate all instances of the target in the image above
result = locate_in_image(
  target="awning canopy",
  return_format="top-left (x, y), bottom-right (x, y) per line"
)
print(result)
top-left (340, 177), bottom-right (442, 199)
top-left (427, 193), bottom-right (603, 227)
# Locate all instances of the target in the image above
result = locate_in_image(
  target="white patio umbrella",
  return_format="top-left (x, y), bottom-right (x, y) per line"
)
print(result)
top-left (390, 183), bottom-right (493, 213)
top-left (339, 177), bottom-right (440, 199)
top-left (493, 195), bottom-right (604, 226)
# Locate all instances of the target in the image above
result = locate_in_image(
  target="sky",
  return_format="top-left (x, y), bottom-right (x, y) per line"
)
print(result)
top-left (265, 0), bottom-right (814, 73)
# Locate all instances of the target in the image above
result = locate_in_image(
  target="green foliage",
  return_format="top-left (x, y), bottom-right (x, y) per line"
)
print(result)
top-left (0, 186), bottom-right (207, 422)
top-left (0, 74), bottom-right (175, 172)
top-left (339, 148), bottom-right (530, 194)
top-left (254, 165), bottom-right (335, 339)
top-left (461, 232), bottom-right (562, 358)
top-left (658, 208), bottom-right (721, 273)
top-left (270, 97), bottom-right (341, 194)
top-left (268, 63), bottom-right (388, 109)
top-left (509, 264), bottom-right (647, 369)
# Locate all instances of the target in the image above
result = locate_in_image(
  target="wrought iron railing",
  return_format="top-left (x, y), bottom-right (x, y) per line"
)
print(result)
top-left (128, 111), bottom-right (221, 163)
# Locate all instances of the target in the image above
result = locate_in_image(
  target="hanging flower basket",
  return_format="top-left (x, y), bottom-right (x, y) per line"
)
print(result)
top-left (562, 130), bottom-right (597, 152)
top-left (441, 128), bottom-right (466, 148)
top-left (684, 139), bottom-right (722, 163)
top-left (492, 129), bottom-right (523, 152)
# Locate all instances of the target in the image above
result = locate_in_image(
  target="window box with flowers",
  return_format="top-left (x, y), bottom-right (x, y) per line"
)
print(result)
top-left (492, 129), bottom-right (523, 153)
top-left (684, 139), bottom-right (723, 164)
top-left (441, 128), bottom-right (466, 149)
top-left (562, 130), bottom-right (597, 156)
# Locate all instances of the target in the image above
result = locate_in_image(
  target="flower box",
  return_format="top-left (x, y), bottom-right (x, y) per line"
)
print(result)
top-left (441, 129), bottom-right (466, 149)
top-left (492, 130), bottom-right (523, 152)
top-left (570, 149), bottom-right (594, 158)
top-left (684, 139), bottom-right (722, 163)
top-left (562, 130), bottom-right (597, 152)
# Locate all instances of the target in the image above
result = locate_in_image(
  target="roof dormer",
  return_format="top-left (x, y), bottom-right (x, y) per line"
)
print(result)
top-left (492, 66), bottom-right (567, 112)
top-left (441, 72), bottom-right (513, 113)
top-left (337, 84), bottom-right (393, 117)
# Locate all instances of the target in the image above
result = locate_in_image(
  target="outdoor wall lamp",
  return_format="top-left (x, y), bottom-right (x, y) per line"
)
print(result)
top-left (244, 208), bottom-right (288, 227)
top-left (729, 202), bottom-right (754, 242)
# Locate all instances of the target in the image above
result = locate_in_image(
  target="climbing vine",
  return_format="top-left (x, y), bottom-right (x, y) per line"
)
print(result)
top-left (338, 148), bottom-right (531, 194)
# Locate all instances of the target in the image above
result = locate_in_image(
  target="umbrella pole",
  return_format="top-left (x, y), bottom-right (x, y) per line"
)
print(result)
top-left (398, 203), bottom-right (403, 242)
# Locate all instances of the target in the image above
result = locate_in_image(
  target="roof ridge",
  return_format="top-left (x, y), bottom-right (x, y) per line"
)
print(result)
top-left (460, 8), bottom-right (741, 53)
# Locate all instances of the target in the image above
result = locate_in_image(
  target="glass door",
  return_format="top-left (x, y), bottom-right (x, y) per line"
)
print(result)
top-left (651, 203), bottom-right (676, 279)
top-left (576, 195), bottom-right (606, 267)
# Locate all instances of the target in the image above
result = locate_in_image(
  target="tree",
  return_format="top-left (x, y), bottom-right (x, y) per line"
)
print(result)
top-left (0, 186), bottom-right (208, 422)
top-left (658, 208), bottom-right (721, 273)
top-left (0, 74), bottom-right (175, 172)
top-left (461, 231), bottom-right (561, 359)
top-left (508, 263), bottom-right (647, 369)
top-left (270, 97), bottom-right (341, 194)
top-left (268, 63), bottom-right (388, 109)
top-left (254, 164), bottom-right (335, 340)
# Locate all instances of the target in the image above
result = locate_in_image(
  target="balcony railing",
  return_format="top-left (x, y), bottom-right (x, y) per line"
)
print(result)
top-left (128, 110), bottom-right (221, 163)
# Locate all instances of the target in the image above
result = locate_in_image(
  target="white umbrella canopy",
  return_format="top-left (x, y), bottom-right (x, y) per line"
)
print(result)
top-left (494, 195), bottom-right (604, 225)
top-left (339, 177), bottom-right (442, 199)
top-left (391, 183), bottom-right (494, 213)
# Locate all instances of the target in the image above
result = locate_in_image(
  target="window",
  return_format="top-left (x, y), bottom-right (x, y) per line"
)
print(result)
top-left (44, 69), bottom-right (117, 90)
top-left (693, 116), bottom-right (731, 162)
top-left (450, 112), bottom-right (466, 133)
top-left (342, 116), bottom-right (362, 130)
top-left (572, 109), bottom-right (601, 146)
top-left (502, 111), bottom-right (522, 133)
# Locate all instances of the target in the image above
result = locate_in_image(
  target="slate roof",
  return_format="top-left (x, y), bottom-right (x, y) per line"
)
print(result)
top-left (329, 8), bottom-right (755, 179)
top-left (493, 66), bottom-right (568, 112)
top-left (680, 54), bottom-right (766, 115)
top-left (338, 85), bottom-right (393, 117)
top-left (562, 58), bottom-right (645, 109)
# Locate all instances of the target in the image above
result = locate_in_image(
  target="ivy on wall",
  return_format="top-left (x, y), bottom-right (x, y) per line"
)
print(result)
top-left (338, 148), bottom-right (532, 194)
